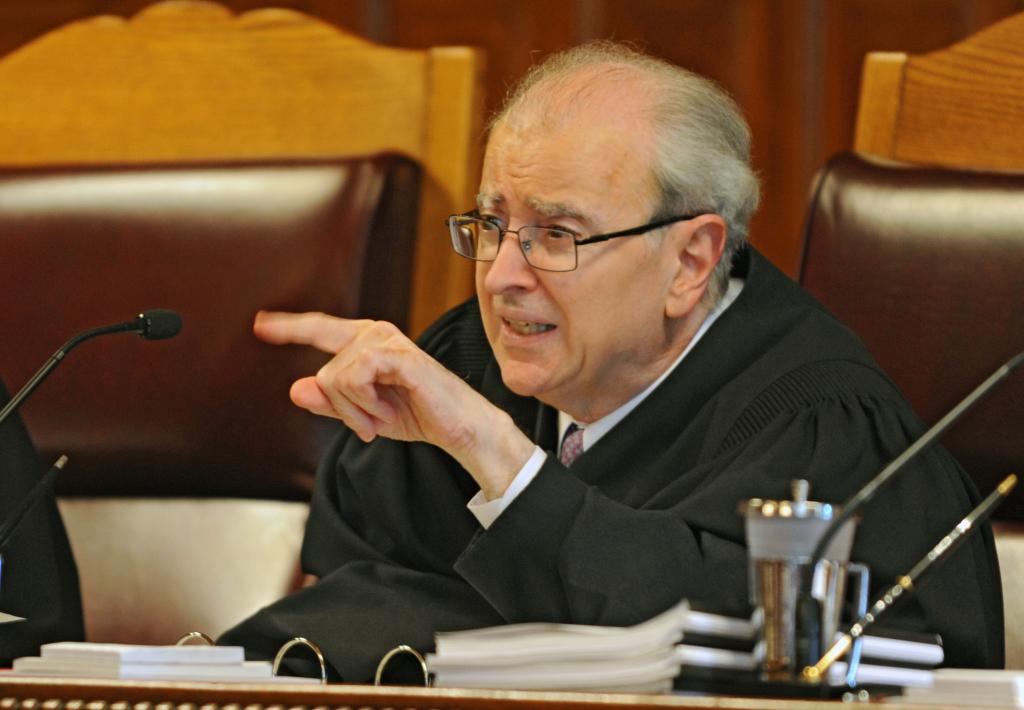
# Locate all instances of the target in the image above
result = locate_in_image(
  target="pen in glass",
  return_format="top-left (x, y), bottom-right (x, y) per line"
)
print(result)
top-left (802, 473), bottom-right (1017, 683)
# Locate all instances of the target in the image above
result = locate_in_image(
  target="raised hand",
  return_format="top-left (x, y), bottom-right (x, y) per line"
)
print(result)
top-left (254, 311), bottom-right (534, 498)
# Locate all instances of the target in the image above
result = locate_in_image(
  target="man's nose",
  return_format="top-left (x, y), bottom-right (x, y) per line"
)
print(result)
top-left (482, 233), bottom-right (537, 293)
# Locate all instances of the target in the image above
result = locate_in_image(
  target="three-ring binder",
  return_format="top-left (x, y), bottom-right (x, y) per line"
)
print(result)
top-left (175, 630), bottom-right (427, 686)
top-left (375, 644), bottom-right (429, 687)
top-left (273, 637), bottom-right (327, 684)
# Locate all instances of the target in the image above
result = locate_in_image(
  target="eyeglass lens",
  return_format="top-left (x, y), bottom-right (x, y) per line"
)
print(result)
top-left (449, 217), bottom-right (577, 272)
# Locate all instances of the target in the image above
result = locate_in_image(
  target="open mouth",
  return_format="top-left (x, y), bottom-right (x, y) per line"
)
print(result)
top-left (503, 317), bottom-right (556, 336)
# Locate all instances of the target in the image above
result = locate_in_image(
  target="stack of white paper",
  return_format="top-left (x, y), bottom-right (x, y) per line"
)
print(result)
top-left (826, 661), bottom-right (933, 689)
top-left (427, 600), bottom-right (697, 693)
top-left (427, 600), bottom-right (947, 694)
top-left (902, 669), bottom-right (1024, 707)
top-left (12, 642), bottom-right (316, 683)
top-left (853, 632), bottom-right (944, 667)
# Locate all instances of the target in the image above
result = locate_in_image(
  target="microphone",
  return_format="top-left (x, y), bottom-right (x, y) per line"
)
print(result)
top-left (0, 309), bottom-right (182, 429)
top-left (795, 350), bottom-right (1024, 672)
top-left (134, 309), bottom-right (182, 340)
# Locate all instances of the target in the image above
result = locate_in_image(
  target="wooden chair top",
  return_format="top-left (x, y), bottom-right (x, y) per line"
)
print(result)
top-left (855, 11), bottom-right (1024, 171)
top-left (0, 0), bottom-right (484, 333)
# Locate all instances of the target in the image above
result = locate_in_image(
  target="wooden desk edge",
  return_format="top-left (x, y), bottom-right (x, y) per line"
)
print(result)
top-left (0, 675), bottom-right (966, 710)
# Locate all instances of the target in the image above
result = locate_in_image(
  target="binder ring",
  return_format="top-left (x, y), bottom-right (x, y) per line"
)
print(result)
top-left (374, 644), bottom-right (429, 687)
top-left (174, 631), bottom-right (214, 646)
top-left (273, 636), bottom-right (327, 684)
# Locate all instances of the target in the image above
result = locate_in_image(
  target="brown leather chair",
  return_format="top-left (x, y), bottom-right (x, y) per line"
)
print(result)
top-left (0, 1), bottom-right (483, 645)
top-left (1, 158), bottom-right (418, 496)
top-left (800, 10), bottom-right (1024, 669)
top-left (0, 156), bottom-right (419, 643)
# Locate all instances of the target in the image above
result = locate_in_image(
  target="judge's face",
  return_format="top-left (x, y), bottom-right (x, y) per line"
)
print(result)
top-left (474, 109), bottom-right (694, 422)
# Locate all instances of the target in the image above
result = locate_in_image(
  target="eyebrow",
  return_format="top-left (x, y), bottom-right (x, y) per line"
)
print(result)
top-left (527, 197), bottom-right (586, 222)
top-left (475, 193), bottom-right (590, 224)
top-left (476, 192), bottom-right (501, 212)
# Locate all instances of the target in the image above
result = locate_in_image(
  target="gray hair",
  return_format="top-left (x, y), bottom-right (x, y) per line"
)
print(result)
top-left (491, 42), bottom-right (760, 304)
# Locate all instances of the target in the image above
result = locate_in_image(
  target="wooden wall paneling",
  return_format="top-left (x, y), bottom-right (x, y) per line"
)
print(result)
top-left (728, 0), bottom-right (825, 277)
top-left (597, 0), bottom-right (746, 82)
top-left (382, 0), bottom-right (586, 128)
top-left (972, 0), bottom-right (1024, 26)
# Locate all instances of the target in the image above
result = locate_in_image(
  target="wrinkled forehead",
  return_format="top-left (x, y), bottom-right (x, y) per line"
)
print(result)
top-left (493, 63), bottom-right (660, 149)
top-left (481, 91), bottom-right (660, 219)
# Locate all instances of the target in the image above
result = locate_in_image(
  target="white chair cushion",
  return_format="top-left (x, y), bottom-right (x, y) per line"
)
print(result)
top-left (58, 497), bottom-right (307, 645)
top-left (995, 524), bottom-right (1024, 669)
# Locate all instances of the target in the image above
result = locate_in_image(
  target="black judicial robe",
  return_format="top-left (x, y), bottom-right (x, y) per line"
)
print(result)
top-left (0, 381), bottom-right (85, 663)
top-left (220, 248), bottom-right (1003, 680)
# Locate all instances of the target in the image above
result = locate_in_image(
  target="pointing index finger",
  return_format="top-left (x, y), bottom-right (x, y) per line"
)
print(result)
top-left (253, 311), bottom-right (363, 353)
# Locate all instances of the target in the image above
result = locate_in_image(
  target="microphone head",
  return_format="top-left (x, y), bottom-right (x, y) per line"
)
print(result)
top-left (135, 309), bottom-right (182, 340)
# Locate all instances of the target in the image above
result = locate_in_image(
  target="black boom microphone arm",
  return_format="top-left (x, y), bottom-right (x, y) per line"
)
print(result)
top-left (795, 350), bottom-right (1024, 671)
top-left (0, 309), bottom-right (182, 430)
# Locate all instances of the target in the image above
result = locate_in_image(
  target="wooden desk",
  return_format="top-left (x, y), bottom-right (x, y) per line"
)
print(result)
top-left (0, 676), bottom-right (965, 710)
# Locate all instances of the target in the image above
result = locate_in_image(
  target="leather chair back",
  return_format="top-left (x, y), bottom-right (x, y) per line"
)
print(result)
top-left (0, 156), bottom-right (418, 499)
top-left (799, 152), bottom-right (1024, 519)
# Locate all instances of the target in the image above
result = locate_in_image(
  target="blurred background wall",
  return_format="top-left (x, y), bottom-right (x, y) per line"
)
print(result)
top-left (1, 0), bottom-right (1020, 276)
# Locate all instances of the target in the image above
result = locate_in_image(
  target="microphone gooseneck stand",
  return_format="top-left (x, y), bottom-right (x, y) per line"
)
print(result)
top-left (0, 309), bottom-right (182, 430)
top-left (795, 351), bottom-right (1024, 673)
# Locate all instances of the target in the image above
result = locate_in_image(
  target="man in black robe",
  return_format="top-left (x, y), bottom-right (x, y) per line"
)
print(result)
top-left (220, 42), bottom-right (1003, 680)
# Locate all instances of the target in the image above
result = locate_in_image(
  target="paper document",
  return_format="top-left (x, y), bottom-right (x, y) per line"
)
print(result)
top-left (429, 599), bottom-right (696, 692)
top-left (10, 642), bottom-right (320, 684)
top-left (13, 657), bottom-right (274, 682)
top-left (902, 669), bottom-right (1024, 707)
top-left (37, 642), bottom-right (244, 664)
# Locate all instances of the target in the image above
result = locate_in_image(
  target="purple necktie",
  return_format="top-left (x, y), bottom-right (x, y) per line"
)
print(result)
top-left (559, 423), bottom-right (584, 467)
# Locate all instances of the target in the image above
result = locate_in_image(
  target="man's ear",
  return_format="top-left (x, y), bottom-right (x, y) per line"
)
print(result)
top-left (664, 214), bottom-right (727, 319)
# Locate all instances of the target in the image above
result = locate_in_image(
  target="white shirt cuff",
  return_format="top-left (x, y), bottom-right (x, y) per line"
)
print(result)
top-left (466, 446), bottom-right (548, 529)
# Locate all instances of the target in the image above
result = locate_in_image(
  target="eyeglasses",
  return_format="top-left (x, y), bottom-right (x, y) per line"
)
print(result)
top-left (446, 211), bottom-right (708, 272)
